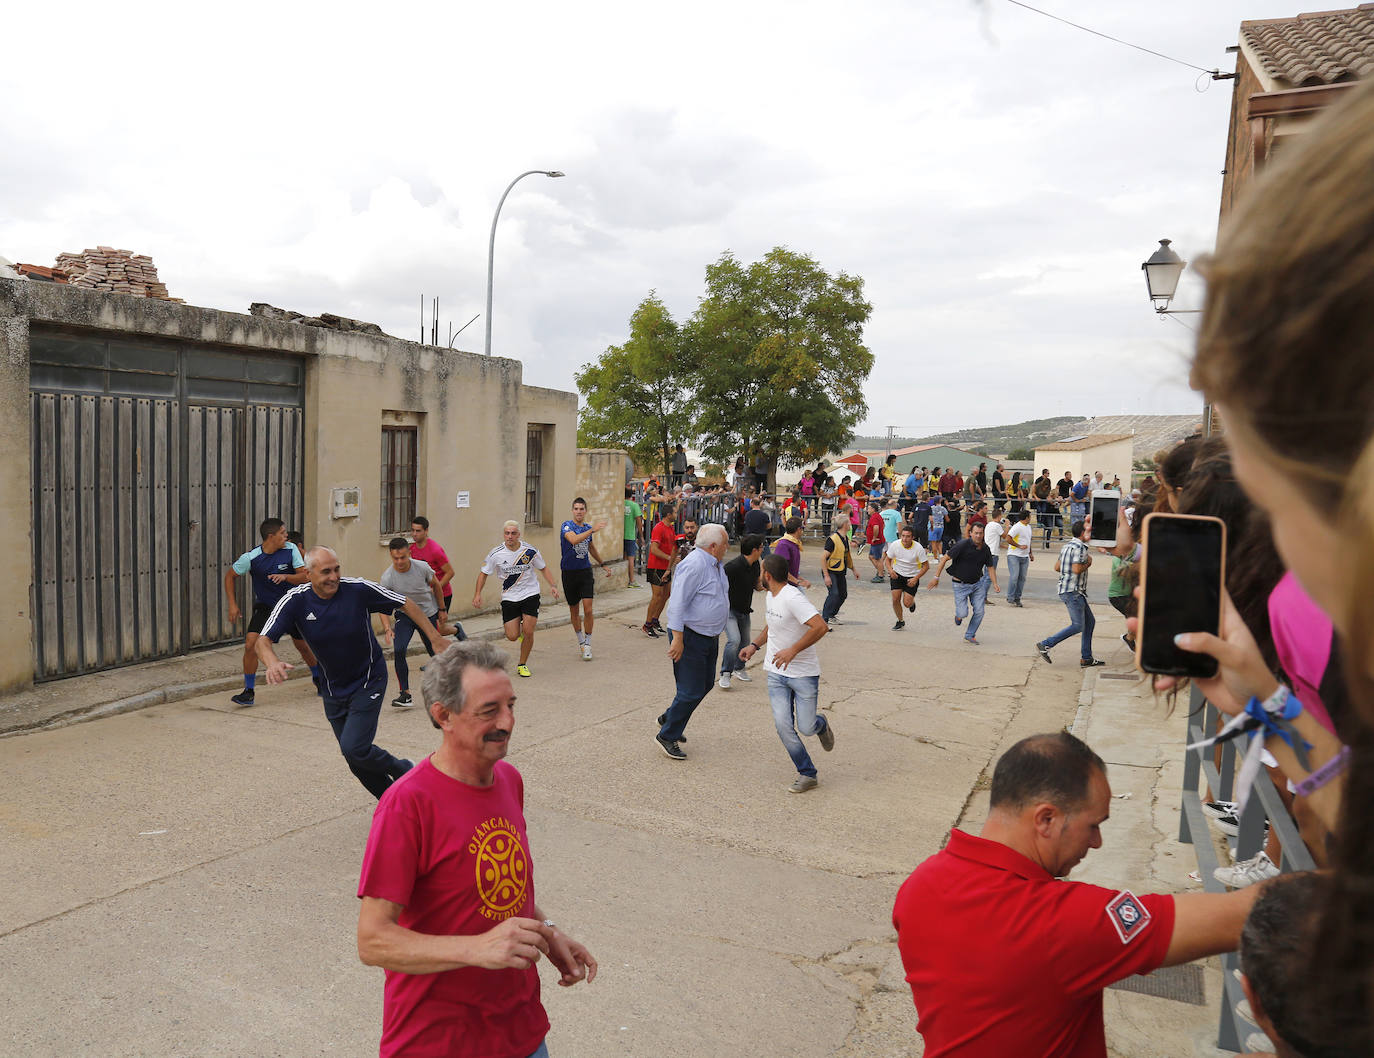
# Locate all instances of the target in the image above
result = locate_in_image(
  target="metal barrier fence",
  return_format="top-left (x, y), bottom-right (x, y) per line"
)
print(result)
top-left (1178, 683), bottom-right (1316, 1053)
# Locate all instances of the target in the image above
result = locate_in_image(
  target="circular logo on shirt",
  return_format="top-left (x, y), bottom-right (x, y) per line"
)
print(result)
top-left (1118, 903), bottom-right (1139, 925)
top-left (473, 820), bottom-right (529, 917)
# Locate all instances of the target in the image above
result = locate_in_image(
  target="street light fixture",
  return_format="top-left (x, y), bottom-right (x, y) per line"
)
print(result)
top-left (1140, 238), bottom-right (1212, 434)
top-left (484, 169), bottom-right (565, 357)
top-left (1141, 239), bottom-right (1198, 314)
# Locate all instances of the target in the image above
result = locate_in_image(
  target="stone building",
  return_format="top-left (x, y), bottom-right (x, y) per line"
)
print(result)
top-left (0, 271), bottom-right (599, 692)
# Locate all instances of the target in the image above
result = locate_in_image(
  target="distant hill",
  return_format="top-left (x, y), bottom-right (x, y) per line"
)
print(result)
top-left (849, 414), bottom-right (1202, 461)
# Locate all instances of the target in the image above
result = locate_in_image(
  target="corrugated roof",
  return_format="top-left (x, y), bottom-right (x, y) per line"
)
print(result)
top-left (1035, 434), bottom-right (1134, 452)
top-left (1242, 5), bottom-right (1374, 88)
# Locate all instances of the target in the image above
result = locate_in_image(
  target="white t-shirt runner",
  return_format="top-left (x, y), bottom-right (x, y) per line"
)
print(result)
top-left (764, 584), bottom-right (822, 678)
top-left (1006, 522), bottom-right (1032, 558)
top-left (481, 542), bottom-right (546, 602)
top-left (885, 539), bottom-right (929, 579)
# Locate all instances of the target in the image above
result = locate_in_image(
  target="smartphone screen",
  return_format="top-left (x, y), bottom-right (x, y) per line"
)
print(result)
top-left (1139, 514), bottom-right (1224, 677)
top-left (1089, 493), bottom-right (1120, 544)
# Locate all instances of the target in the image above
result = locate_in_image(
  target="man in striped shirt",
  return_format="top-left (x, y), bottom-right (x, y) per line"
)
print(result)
top-left (473, 521), bottom-right (561, 678)
top-left (1035, 520), bottom-right (1104, 668)
top-left (258, 545), bottom-right (452, 797)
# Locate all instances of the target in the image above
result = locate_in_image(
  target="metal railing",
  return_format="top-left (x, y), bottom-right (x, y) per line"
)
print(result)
top-left (1178, 683), bottom-right (1316, 1053)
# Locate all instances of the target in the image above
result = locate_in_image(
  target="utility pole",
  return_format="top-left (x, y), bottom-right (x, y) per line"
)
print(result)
top-left (885, 426), bottom-right (898, 459)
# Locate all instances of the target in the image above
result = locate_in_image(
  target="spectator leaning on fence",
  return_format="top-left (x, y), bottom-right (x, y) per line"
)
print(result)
top-left (893, 731), bottom-right (1265, 1058)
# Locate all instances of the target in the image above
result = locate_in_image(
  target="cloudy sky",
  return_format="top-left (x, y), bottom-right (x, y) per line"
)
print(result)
top-left (1, 0), bottom-right (1304, 435)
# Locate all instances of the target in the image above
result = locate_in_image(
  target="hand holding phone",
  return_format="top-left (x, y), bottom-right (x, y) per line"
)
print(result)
top-left (1136, 513), bottom-right (1225, 678)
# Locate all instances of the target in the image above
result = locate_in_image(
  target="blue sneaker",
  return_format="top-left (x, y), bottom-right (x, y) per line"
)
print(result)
top-left (230, 690), bottom-right (255, 707)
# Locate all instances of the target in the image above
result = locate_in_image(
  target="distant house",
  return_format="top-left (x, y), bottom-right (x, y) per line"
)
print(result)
top-left (1033, 435), bottom-right (1134, 490)
top-left (888, 444), bottom-right (986, 476)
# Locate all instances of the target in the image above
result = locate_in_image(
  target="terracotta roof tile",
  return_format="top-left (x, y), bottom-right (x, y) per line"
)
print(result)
top-left (1242, 5), bottom-right (1374, 88)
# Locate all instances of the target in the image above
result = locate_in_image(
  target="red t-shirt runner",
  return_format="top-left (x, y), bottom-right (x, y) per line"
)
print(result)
top-left (358, 758), bottom-right (547, 1058)
top-left (408, 538), bottom-right (453, 602)
top-left (892, 828), bottom-right (1174, 1058)
top-left (865, 512), bottom-right (885, 547)
top-left (647, 518), bottom-right (677, 571)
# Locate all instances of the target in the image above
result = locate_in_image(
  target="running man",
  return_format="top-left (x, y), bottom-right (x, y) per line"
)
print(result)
top-left (378, 537), bottom-right (460, 709)
top-left (643, 501), bottom-right (678, 638)
top-left (474, 520), bottom-right (560, 677)
top-left (408, 515), bottom-right (456, 625)
top-left (258, 546), bottom-right (450, 797)
top-left (560, 497), bottom-right (610, 660)
top-left (885, 524), bottom-right (930, 631)
top-left (928, 496), bottom-right (948, 558)
top-left (224, 517), bottom-right (321, 706)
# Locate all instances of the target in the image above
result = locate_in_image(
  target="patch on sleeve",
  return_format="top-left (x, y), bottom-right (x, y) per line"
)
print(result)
top-left (1104, 890), bottom-right (1152, 944)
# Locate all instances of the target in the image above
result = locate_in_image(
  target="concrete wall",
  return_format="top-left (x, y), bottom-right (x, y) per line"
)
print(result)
top-left (0, 282), bottom-right (34, 693)
top-left (0, 278), bottom-right (579, 689)
top-left (575, 449), bottom-right (629, 565)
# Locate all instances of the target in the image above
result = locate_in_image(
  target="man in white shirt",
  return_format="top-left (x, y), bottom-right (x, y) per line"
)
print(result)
top-left (983, 514), bottom-right (1007, 608)
top-left (738, 553), bottom-right (834, 794)
top-left (885, 525), bottom-right (930, 631)
top-left (1004, 511), bottom-right (1034, 607)
top-left (472, 520), bottom-right (561, 678)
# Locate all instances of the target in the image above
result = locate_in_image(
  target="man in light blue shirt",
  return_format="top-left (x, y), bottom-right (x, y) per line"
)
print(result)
top-left (655, 524), bottom-right (730, 760)
top-left (880, 499), bottom-right (904, 546)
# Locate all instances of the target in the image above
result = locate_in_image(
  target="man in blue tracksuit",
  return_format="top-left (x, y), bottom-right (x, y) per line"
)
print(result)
top-left (258, 545), bottom-right (451, 797)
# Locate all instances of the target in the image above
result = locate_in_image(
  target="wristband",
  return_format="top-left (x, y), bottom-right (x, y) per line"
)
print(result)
top-left (1293, 746), bottom-right (1351, 797)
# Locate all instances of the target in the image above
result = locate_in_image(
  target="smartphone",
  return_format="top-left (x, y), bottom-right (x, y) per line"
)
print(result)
top-left (1088, 490), bottom-right (1121, 544)
top-left (1136, 513), bottom-right (1226, 678)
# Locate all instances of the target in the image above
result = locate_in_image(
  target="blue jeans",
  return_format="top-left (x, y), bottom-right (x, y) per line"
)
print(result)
top-left (322, 671), bottom-right (409, 799)
top-left (821, 571), bottom-right (848, 622)
top-left (1041, 591), bottom-right (1096, 660)
top-left (526, 1042), bottom-right (549, 1058)
top-left (952, 577), bottom-right (989, 640)
top-left (659, 626), bottom-right (719, 741)
top-left (391, 612), bottom-right (434, 692)
top-left (1006, 555), bottom-right (1028, 603)
top-left (766, 672), bottom-right (827, 777)
top-left (721, 609), bottom-right (751, 675)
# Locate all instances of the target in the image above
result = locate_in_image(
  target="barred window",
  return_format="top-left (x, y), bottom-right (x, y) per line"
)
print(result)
top-left (525, 427), bottom-right (543, 525)
top-left (381, 426), bottom-right (418, 535)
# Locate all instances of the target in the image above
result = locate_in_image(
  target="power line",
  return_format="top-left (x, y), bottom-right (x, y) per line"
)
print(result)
top-left (1001, 0), bottom-right (1228, 78)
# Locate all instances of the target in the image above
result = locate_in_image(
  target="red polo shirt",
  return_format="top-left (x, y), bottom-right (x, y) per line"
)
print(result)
top-left (892, 829), bottom-right (1175, 1058)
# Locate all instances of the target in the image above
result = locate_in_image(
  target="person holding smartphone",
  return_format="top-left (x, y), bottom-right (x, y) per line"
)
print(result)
top-left (1035, 520), bottom-right (1104, 668)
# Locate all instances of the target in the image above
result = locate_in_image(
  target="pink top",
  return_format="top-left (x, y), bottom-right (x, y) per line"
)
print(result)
top-left (1267, 571), bottom-right (1337, 736)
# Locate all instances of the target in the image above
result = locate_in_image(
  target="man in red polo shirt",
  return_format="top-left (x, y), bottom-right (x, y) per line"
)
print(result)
top-left (893, 731), bottom-right (1261, 1058)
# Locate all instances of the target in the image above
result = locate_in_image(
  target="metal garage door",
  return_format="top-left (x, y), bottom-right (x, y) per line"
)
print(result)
top-left (29, 330), bottom-right (305, 680)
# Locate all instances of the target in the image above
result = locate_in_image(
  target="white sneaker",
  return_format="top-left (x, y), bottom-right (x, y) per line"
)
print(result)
top-left (733, 670), bottom-right (752, 682)
top-left (1214, 851), bottom-right (1280, 889)
top-left (718, 673), bottom-right (732, 690)
top-left (581, 643), bottom-right (592, 661)
top-left (1244, 1031), bottom-right (1275, 1052)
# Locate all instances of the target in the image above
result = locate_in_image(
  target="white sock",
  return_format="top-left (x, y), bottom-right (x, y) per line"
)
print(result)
top-left (576, 630), bottom-right (585, 645)
top-left (583, 634), bottom-right (591, 647)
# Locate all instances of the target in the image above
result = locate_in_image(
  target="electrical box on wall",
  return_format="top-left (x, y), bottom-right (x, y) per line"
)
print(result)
top-left (331, 486), bottom-right (360, 519)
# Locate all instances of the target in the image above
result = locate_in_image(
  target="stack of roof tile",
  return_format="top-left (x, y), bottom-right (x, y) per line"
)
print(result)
top-left (50, 246), bottom-right (182, 302)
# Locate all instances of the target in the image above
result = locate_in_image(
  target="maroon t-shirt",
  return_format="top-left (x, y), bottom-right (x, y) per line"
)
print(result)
top-left (358, 759), bottom-right (547, 1058)
top-left (408, 539), bottom-right (453, 600)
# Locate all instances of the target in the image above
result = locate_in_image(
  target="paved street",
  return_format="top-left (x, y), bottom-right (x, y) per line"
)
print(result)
top-left (1, 561), bottom-right (1232, 1057)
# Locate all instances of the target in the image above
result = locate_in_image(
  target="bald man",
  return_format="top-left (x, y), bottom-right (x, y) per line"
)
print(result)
top-left (258, 546), bottom-right (451, 798)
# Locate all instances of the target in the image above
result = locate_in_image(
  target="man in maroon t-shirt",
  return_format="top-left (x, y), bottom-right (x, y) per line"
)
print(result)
top-left (358, 641), bottom-right (596, 1058)
top-left (892, 731), bottom-right (1260, 1058)
top-left (864, 502), bottom-right (887, 582)
top-left (409, 516), bottom-right (458, 629)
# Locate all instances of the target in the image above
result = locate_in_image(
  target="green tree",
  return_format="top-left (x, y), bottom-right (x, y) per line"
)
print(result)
top-left (574, 294), bottom-right (695, 475)
top-left (687, 247), bottom-right (873, 490)
top-left (1007, 447), bottom-right (1035, 461)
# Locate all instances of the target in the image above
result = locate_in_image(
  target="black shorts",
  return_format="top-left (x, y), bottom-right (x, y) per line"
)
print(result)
top-left (647, 568), bottom-right (672, 587)
top-left (247, 603), bottom-right (275, 635)
top-left (562, 568), bottom-right (595, 605)
top-left (890, 575), bottom-right (921, 595)
top-left (500, 594), bottom-right (541, 624)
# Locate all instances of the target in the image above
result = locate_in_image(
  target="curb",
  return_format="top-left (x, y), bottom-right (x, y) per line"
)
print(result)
top-left (1, 591), bottom-right (653, 738)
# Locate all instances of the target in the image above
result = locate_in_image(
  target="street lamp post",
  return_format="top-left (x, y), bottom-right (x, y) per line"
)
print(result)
top-left (1140, 238), bottom-right (1210, 433)
top-left (484, 169), bottom-right (564, 357)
